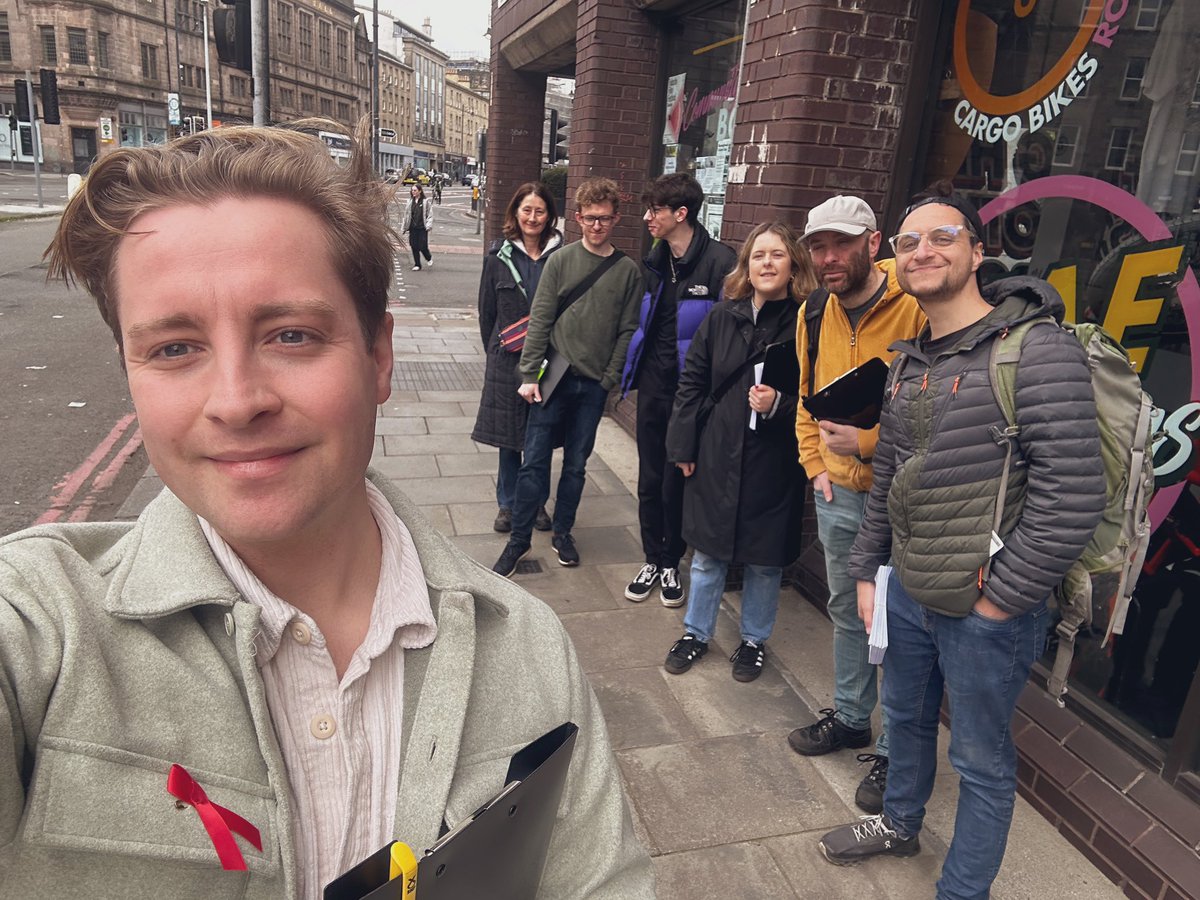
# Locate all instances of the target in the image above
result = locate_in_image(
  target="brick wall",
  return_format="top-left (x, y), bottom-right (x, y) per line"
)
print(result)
top-left (565, 0), bottom-right (659, 255)
top-left (721, 0), bottom-right (918, 246)
top-left (1013, 687), bottom-right (1200, 899)
top-left (483, 51), bottom-right (546, 244)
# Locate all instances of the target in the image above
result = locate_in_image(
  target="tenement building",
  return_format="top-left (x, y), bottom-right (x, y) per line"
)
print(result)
top-left (487, 2), bottom-right (1200, 897)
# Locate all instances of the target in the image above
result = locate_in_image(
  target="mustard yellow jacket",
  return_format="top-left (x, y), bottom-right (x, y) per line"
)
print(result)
top-left (795, 259), bottom-right (926, 492)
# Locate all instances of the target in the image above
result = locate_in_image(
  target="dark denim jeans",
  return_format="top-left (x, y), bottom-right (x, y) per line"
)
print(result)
top-left (496, 447), bottom-right (522, 510)
top-left (882, 572), bottom-right (1047, 900)
top-left (510, 372), bottom-right (608, 544)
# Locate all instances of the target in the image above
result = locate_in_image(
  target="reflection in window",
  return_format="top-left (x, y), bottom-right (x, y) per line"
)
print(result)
top-left (1106, 127), bottom-right (1134, 170)
top-left (1122, 58), bottom-right (1147, 101)
top-left (1135, 0), bottom-right (1162, 30)
top-left (1053, 125), bottom-right (1080, 167)
top-left (1177, 132), bottom-right (1200, 176)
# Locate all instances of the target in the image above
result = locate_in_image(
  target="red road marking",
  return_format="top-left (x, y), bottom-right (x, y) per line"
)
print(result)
top-left (35, 413), bottom-right (137, 525)
top-left (67, 427), bottom-right (144, 523)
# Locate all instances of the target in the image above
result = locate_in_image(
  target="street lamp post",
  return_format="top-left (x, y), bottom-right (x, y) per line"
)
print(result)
top-left (200, 0), bottom-right (214, 130)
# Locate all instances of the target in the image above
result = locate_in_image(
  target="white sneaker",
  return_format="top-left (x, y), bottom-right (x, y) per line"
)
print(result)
top-left (426, 259), bottom-right (433, 267)
top-left (411, 265), bottom-right (421, 271)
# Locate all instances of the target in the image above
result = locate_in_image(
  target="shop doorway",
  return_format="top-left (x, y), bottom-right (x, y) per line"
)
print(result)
top-left (71, 128), bottom-right (96, 174)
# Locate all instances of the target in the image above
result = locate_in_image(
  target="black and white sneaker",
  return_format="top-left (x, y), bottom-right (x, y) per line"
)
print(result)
top-left (552, 532), bottom-right (580, 567)
top-left (818, 814), bottom-right (919, 866)
top-left (730, 639), bottom-right (766, 682)
top-left (659, 567), bottom-right (685, 607)
top-left (855, 754), bottom-right (889, 814)
top-left (492, 540), bottom-right (530, 577)
top-left (624, 564), bottom-right (659, 602)
top-left (664, 633), bottom-right (708, 674)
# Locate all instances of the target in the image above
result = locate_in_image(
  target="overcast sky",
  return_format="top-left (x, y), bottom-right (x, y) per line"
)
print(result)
top-left (383, 0), bottom-right (494, 57)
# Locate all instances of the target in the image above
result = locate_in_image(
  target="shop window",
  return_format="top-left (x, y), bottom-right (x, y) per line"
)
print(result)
top-left (1177, 132), bottom-right (1200, 176)
top-left (1053, 124), bottom-right (1080, 167)
top-left (1105, 126), bottom-right (1135, 170)
top-left (1135, 0), bottom-right (1163, 30)
top-left (656, 0), bottom-right (748, 240)
top-left (40, 26), bottom-right (57, 65)
top-left (67, 27), bottom-right (88, 65)
top-left (1122, 58), bottom-right (1148, 101)
top-left (913, 0), bottom-right (1200, 770)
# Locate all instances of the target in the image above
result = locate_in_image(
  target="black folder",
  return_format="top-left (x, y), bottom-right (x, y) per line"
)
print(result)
top-left (324, 722), bottom-right (578, 900)
top-left (802, 356), bottom-right (889, 428)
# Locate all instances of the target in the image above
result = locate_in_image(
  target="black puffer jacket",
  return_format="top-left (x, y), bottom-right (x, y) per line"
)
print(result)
top-left (847, 277), bottom-right (1105, 616)
top-left (666, 297), bottom-right (806, 567)
top-left (471, 238), bottom-right (560, 450)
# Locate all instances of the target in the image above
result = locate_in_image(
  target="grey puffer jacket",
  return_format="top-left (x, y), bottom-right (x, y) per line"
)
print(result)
top-left (847, 277), bottom-right (1105, 617)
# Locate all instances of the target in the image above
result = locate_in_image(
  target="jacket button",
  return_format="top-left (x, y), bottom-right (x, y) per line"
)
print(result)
top-left (310, 714), bottom-right (337, 740)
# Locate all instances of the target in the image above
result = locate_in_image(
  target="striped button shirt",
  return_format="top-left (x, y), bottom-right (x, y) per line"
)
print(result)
top-left (199, 481), bottom-right (437, 899)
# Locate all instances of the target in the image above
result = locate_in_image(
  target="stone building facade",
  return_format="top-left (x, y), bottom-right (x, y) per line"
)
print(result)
top-left (444, 72), bottom-right (487, 181)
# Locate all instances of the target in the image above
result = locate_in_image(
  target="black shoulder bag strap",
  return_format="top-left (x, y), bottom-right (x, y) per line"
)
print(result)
top-left (803, 287), bottom-right (831, 397)
top-left (709, 339), bottom-right (792, 405)
top-left (555, 249), bottom-right (626, 320)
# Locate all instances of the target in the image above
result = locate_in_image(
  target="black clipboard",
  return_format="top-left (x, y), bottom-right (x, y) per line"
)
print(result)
top-left (324, 722), bottom-right (578, 900)
top-left (537, 348), bottom-right (572, 404)
top-left (802, 356), bottom-right (889, 428)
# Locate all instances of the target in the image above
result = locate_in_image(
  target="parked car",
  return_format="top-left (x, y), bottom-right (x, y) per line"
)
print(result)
top-left (383, 168), bottom-right (400, 183)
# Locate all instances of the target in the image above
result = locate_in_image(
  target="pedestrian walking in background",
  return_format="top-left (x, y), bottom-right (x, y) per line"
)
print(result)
top-left (493, 177), bottom-right (643, 576)
top-left (472, 182), bottom-right (561, 535)
top-left (401, 183), bottom-right (434, 271)
top-left (786, 195), bottom-right (926, 815)
top-left (619, 173), bottom-right (737, 610)
top-left (663, 221), bottom-right (815, 683)
top-left (818, 186), bottom-right (1105, 898)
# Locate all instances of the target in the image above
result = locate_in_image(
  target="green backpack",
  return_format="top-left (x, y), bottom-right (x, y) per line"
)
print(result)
top-left (988, 318), bottom-right (1156, 706)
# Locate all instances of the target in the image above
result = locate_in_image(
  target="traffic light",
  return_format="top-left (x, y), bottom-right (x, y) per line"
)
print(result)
top-left (14, 79), bottom-right (32, 122)
top-left (548, 109), bottom-right (569, 165)
top-left (477, 129), bottom-right (486, 164)
top-left (214, 0), bottom-right (252, 72)
top-left (7, 112), bottom-right (16, 132)
top-left (39, 69), bottom-right (60, 125)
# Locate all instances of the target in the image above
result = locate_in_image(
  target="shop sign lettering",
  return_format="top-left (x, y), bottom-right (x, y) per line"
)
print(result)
top-left (951, 0), bottom-right (1127, 144)
top-left (980, 175), bottom-right (1200, 528)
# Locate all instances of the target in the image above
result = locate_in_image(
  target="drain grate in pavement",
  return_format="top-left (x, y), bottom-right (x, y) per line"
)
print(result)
top-left (393, 360), bottom-right (485, 392)
top-left (515, 559), bottom-right (543, 575)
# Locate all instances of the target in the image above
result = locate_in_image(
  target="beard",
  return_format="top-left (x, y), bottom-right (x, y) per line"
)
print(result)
top-left (820, 241), bottom-right (873, 295)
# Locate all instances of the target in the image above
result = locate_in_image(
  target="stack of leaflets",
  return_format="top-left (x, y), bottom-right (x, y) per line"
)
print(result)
top-left (868, 565), bottom-right (891, 665)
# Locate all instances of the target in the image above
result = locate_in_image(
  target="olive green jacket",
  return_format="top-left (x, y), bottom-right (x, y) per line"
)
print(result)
top-left (0, 471), bottom-right (654, 899)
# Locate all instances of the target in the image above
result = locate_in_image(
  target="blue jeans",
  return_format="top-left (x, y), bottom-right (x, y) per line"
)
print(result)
top-left (815, 483), bottom-right (888, 756)
top-left (882, 573), bottom-right (1048, 900)
top-left (683, 548), bottom-right (782, 645)
top-left (510, 372), bottom-right (608, 543)
top-left (496, 447), bottom-right (522, 510)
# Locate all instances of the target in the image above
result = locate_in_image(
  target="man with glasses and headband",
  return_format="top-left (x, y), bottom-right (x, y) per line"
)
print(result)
top-left (818, 185), bottom-right (1104, 900)
top-left (787, 195), bottom-right (925, 816)
top-left (619, 173), bottom-right (736, 608)
top-left (494, 177), bottom-right (644, 575)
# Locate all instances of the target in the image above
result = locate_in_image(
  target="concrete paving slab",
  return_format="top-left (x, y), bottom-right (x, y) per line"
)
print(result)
top-left (618, 731), bottom-right (850, 854)
top-left (587, 667), bottom-right (704, 752)
top-left (509, 563), bottom-right (628, 614)
top-left (367, 455), bottom-right (440, 481)
top-left (447, 501), bottom-right (507, 536)
top-left (388, 474), bottom-right (494, 504)
top-left (416, 504), bottom-right (453, 535)
top-left (373, 416), bottom-right (429, 435)
top-left (381, 433), bottom-right (481, 456)
top-left (560, 607), bottom-right (703, 675)
top-left (425, 416), bottom-right (476, 434)
top-left (382, 401), bottom-right (467, 417)
top-left (419, 390), bottom-right (482, 402)
top-left (764, 831), bottom-right (947, 898)
top-left (438, 453), bottom-right (502, 477)
top-left (395, 352), bottom-right (456, 362)
top-left (652, 842), bottom-right (797, 900)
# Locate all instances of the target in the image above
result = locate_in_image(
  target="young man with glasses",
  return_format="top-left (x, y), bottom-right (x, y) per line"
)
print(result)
top-left (788, 195), bottom-right (925, 815)
top-left (494, 177), bottom-right (644, 575)
top-left (619, 174), bottom-right (736, 607)
top-left (818, 187), bottom-right (1104, 900)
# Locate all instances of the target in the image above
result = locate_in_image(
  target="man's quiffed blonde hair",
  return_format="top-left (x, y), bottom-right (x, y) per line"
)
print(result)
top-left (45, 117), bottom-right (396, 350)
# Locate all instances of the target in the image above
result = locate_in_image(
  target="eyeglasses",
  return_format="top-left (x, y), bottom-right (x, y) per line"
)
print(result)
top-left (888, 224), bottom-right (973, 255)
top-left (645, 205), bottom-right (672, 217)
top-left (579, 215), bottom-right (617, 228)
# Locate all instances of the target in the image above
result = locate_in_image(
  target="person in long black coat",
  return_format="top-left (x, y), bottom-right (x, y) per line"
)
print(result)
top-left (662, 221), bottom-right (817, 683)
top-left (471, 182), bottom-right (561, 533)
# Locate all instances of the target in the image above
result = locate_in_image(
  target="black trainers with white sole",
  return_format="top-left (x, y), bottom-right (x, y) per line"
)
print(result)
top-left (664, 634), bottom-right (708, 674)
top-left (551, 532), bottom-right (580, 566)
top-left (659, 567), bottom-right (685, 607)
top-left (730, 639), bottom-right (766, 682)
top-left (492, 540), bottom-right (530, 577)
top-left (624, 564), bottom-right (659, 602)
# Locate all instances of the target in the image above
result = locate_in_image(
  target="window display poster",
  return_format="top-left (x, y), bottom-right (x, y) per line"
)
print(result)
top-left (663, 74), bottom-right (687, 145)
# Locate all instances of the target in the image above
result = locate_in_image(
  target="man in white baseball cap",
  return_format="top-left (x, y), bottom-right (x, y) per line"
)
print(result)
top-left (786, 195), bottom-right (925, 814)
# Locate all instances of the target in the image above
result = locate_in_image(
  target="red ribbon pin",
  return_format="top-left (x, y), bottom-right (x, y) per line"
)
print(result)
top-left (167, 764), bottom-right (263, 871)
